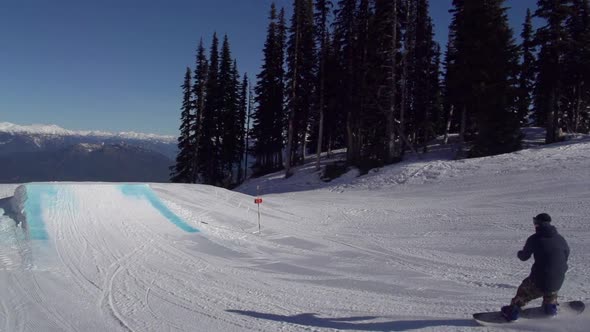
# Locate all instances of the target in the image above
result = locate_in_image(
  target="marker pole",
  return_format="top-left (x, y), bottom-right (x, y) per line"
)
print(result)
top-left (256, 186), bottom-right (261, 233)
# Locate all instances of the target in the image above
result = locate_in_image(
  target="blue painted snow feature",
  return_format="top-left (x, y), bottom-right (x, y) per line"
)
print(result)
top-left (119, 184), bottom-right (199, 233)
top-left (23, 184), bottom-right (56, 240)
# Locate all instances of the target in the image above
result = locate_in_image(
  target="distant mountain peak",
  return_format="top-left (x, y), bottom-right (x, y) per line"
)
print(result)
top-left (0, 122), bottom-right (175, 143)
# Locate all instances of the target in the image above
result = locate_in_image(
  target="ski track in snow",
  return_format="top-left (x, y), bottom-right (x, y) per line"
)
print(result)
top-left (0, 137), bottom-right (589, 331)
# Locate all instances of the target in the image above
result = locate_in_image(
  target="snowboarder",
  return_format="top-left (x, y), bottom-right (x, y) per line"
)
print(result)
top-left (501, 213), bottom-right (570, 321)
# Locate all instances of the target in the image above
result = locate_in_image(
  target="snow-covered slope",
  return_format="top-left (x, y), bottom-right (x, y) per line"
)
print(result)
top-left (1, 136), bottom-right (589, 331)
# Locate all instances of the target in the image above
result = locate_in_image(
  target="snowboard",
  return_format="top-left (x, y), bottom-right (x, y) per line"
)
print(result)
top-left (473, 301), bottom-right (585, 326)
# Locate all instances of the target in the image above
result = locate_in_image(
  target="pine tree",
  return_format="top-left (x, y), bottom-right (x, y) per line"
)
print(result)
top-left (400, 0), bottom-right (416, 155)
top-left (323, 33), bottom-right (347, 155)
top-left (275, 8), bottom-right (288, 168)
top-left (285, 0), bottom-right (316, 176)
top-left (455, 0), bottom-right (521, 156)
top-left (355, 0), bottom-right (375, 162)
top-left (442, 35), bottom-right (456, 145)
top-left (237, 73), bottom-right (248, 183)
top-left (373, 0), bottom-right (401, 163)
top-left (251, 4), bottom-right (286, 174)
top-left (412, 0), bottom-right (442, 151)
top-left (333, 0), bottom-right (361, 165)
top-left (245, 78), bottom-right (254, 180)
top-left (564, 0), bottom-right (590, 133)
top-left (218, 35), bottom-right (240, 186)
top-left (229, 60), bottom-right (243, 184)
top-left (191, 39), bottom-right (209, 183)
top-left (534, 0), bottom-right (572, 143)
top-left (200, 33), bottom-right (221, 185)
top-left (517, 9), bottom-right (535, 127)
top-left (446, 0), bottom-right (471, 152)
top-left (171, 68), bottom-right (194, 183)
top-left (313, 0), bottom-right (332, 170)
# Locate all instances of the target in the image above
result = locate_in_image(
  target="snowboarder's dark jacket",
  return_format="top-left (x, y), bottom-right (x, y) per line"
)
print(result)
top-left (518, 223), bottom-right (570, 293)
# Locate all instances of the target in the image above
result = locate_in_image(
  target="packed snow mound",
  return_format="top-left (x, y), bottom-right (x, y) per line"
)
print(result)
top-left (333, 135), bottom-right (590, 191)
top-left (9, 184), bottom-right (198, 240)
top-left (238, 130), bottom-right (590, 195)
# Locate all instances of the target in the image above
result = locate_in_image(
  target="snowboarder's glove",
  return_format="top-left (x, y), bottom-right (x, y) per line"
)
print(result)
top-left (517, 250), bottom-right (531, 261)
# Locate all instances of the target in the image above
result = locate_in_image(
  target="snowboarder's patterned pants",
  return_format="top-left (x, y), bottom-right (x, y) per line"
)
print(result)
top-left (511, 277), bottom-right (558, 308)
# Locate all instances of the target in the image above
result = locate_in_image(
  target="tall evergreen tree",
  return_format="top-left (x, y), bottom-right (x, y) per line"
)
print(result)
top-left (411, 0), bottom-right (442, 151)
top-left (245, 78), bottom-right (254, 180)
top-left (333, 0), bottom-right (361, 165)
top-left (400, 0), bottom-right (416, 154)
top-left (517, 9), bottom-right (536, 127)
top-left (191, 39), bottom-right (209, 183)
top-left (230, 60), bottom-right (243, 184)
top-left (446, 0), bottom-right (472, 151)
top-left (534, 0), bottom-right (572, 143)
top-left (200, 33), bottom-right (222, 185)
top-left (171, 68), bottom-right (194, 183)
top-left (373, 0), bottom-right (401, 163)
top-left (355, 0), bottom-right (375, 162)
top-left (442, 34), bottom-right (456, 145)
top-left (237, 73), bottom-right (248, 183)
top-left (251, 4), bottom-right (286, 174)
top-left (455, 0), bottom-right (521, 156)
top-left (313, 0), bottom-right (332, 170)
top-left (275, 8), bottom-right (288, 167)
top-left (564, 0), bottom-right (590, 132)
top-left (323, 32), bottom-right (347, 154)
top-left (218, 36), bottom-right (241, 185)
top-left (285, 0), bottom-right (316, 176)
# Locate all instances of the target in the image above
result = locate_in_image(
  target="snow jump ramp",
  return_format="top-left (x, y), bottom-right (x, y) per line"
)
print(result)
top-left (12, 183), bottom-right (199, 241)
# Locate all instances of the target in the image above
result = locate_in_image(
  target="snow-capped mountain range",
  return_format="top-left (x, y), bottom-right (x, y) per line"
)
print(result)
top-left (0, 122), bottom-right (177, 183)
top-left (0, 122), bottom-right (176, 143)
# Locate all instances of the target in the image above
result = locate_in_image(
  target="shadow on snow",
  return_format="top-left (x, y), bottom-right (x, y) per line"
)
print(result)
top-left (226, 310), bottom-right (477, 331)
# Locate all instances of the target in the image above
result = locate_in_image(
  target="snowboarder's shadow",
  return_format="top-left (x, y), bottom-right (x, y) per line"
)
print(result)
top-left (226, 310), bottom-right (477, 331)
top-left (0, 197), bottom-right (19, 224)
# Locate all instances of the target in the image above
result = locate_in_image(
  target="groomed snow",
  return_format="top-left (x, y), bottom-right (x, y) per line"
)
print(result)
top-left (1, 135), bottom-right (589, 331)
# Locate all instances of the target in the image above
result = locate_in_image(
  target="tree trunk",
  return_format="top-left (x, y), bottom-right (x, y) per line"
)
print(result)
top-left (385, 0), bottom-right (398, 164)
top-left (458, 105), bottom-right (466, 156)
top-left (400, 0), bottom-right (412, 158)
top-left (444, 105), bottom-right (454, 145)
top-left (574, 82), bottom-right (582, 133)
top-left (285, 13), bottom-right (300, 178)
top-left (546, 89), bottom-right (558, 143)
top-left (244, 81), bottom-right (253, 181)
top-left (192, 83), bottom-right (207, 184)
top-left (316, 89), bottom-right (325, 171)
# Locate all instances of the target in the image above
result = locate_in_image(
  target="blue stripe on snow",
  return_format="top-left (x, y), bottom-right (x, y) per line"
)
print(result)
top-left (24, 184), bottom-right (56, 240)
top-left (119, 184), bottom-right (199, 233)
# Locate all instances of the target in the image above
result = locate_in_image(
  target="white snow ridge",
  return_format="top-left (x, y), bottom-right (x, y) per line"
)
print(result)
top-left (1, 136), bottom-right (589, 331)
top-left (0, 121), bottom-right (175, 143)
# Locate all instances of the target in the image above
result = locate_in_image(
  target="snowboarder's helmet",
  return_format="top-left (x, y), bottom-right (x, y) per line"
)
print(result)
top-left (533, 213), bottom-right (552, 225)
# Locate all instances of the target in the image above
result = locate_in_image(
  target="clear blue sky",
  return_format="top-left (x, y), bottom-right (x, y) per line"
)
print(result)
top-left (1, 0), bottom-right (537, 136)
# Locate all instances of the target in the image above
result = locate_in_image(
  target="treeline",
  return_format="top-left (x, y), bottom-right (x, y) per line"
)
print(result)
top-left (252, 0), bottom-right (443, 176)
top-left (171, 0), bottom-right (590, 188)
top-left (445, 0), bottom-right (590, 157)
top-left (170, 34), bottom-right (248, 187)
top-left (532, 0), bottom-right (590, 142)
